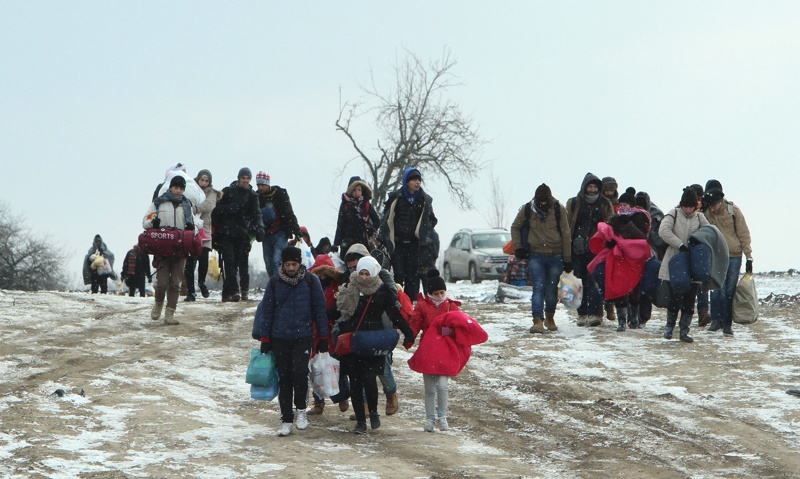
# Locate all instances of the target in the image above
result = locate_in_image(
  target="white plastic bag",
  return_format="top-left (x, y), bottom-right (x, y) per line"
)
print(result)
top-left (558, 272), bottom-right (583, 310)
top-left (310, 352), bottom-right (340, 398)
top-left (330, 252), bottom-right (346, 272)
top-left (297, 239), bottom-right (315, 269)
top-left (158, 171), bottom-right (205, 206)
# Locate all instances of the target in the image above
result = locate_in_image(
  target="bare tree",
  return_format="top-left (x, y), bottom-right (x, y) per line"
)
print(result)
top-left (0, 202), bottom-right (68, 291)
top-left (336, 49), bottom-right (485, 210)
top-left (481, 170), bottom-right (511, 229)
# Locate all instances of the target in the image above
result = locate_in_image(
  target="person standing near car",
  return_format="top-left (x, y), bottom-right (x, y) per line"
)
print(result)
top-left (566, 173), bottom-right (615, 327)
top-left (380, 167), bottom-right (437, 302)
top-left (211, 168), bottom-right (264, 302)
top-left (511, 183), bottom-right (572, 334)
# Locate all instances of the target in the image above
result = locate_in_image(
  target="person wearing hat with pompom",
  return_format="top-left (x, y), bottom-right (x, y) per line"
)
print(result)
top-left (657, 186), bottom-right (710, 342)
top-left (701, 181), bottom-right (753, 336)
top-left (256, 171), bottom-right (302, 277)
top-left (380, 167), bottom-right (437, 301)
top-left (255, 246), bottom-right (329, 437)
top-left (211, 168), bottom-right (264, 302)
top-left (143, 175), bottom-right (195, 324)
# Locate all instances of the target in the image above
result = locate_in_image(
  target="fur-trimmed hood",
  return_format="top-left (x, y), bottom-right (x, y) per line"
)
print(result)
top-left (346, 179), bottom-right (373, 200)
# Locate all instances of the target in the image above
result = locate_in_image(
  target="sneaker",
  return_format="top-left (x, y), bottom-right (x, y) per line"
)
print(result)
top-left (353, 421), bottom-right (367, 434)
top-left (295, 409), bottom-right (308, 430)
top-left (424, 419), bottom-right (435, 432)
top-left (437, 417), bottom-right (449, 431)
top-left (198, 283), bottom-right (210, 298)
top-left (277, 422), bottom-right (293, 437)
top-left (369, 412), bottom-right (381, 430)
top-left (587, 315), bottom-right (603, 327)
top-left (184, 293), bottom-right (196, 302)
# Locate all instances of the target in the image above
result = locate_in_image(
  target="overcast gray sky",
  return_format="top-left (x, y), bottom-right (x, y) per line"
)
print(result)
top-left (1, 1), bottom-right (796, 287)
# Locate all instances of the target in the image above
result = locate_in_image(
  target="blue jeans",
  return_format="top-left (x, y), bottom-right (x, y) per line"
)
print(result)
top-left (696, 288), bottom-right (709, 313)
top-left (527, 253), bottom-right (563, 319)
top-left (710, 256), bottom-right (742, 326)
top-left (378, 352), bottom-right (396, 396)
top-left (262, 231), bottom-right (288, 277)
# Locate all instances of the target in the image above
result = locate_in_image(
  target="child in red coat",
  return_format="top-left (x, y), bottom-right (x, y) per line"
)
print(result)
top-left (408, 270), bottom-right (487, 432)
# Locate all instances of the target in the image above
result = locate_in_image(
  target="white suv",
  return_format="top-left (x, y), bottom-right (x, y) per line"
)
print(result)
top-left (442, 228), bottom-right (511, 283)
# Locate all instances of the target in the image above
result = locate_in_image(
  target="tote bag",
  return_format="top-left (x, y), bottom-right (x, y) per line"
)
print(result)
top-left (732, 273), bottom-right (759, 324)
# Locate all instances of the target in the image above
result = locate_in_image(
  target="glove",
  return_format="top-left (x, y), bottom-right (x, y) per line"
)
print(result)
top-left (317, 339), bottom-right (329, 353)
top-left (679, 244), bottom-right (689, 253)
top-left (255, 228), bottom-right (265, 242)
top-left (147, 276), bottom-right (152, 283)
top-left (563, 262), bottom-right (572, 274)
top-left (331, 245), bottom-right (339, 253)
top-left (746, 259), bottom-right (753, 274)
top-left (260, 340), bottom-right (272, 355)
top-left (514, 248), bottom-right (530, 260)
top-left (152, 217), bottom-right (161, 228)
top-left (688, 237), bottom-right (700, 246)
top-left (605, 239), bottom-right (617, 249)
top-left (403, 335), bottom-right (415, 349)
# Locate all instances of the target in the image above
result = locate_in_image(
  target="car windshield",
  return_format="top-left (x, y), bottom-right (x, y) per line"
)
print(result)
top-left (471, 233), bottom-right (511, 249)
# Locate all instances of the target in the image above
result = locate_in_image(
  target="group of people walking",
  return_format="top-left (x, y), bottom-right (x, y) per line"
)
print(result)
top-left (511, 173), bottom-right (752, 343)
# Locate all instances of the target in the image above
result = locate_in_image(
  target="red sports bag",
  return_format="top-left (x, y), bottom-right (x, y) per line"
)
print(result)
top-left (138, 227), bottom-right (202, 258)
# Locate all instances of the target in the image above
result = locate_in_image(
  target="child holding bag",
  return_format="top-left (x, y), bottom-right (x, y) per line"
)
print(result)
top-left (408, 271), bottom-right (487, 432)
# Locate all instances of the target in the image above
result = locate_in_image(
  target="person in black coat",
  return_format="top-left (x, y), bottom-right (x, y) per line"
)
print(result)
top-left (334, 176), bottom-right (381, 255)
top-left (211, 168), bottom-right (264, 302)
top-left (335, 256), bottom-right (414, 434)
top-left (121, 244), bottom-right (151, 297)
top-left (256, 171), bottom-right (302, 277)
top-left (380, 167), bottom-right (437, 301)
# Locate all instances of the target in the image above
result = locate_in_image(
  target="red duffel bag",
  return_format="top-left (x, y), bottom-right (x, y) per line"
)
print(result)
top-left (138, 227), bottom-right (203, 258)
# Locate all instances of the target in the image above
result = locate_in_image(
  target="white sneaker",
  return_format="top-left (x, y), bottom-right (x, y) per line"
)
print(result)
top-left (437, 417), bottom-right (449, 431)
top-left (424, 419), bottom-right (435, 433)
top-left (277, 422), bottom-right (293, 437)
top-left (295, 409), bottom-right (308, 430)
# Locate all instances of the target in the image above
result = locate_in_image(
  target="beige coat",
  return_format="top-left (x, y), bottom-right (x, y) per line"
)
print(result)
top-left (657, 207), bottom-right (709, 280)
top-left (704, 200), bottom-right (752, 259)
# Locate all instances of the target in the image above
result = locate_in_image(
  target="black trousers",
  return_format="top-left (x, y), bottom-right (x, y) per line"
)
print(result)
top-left (272, 337), bottom-right (312, 423)
top-left (90, 272), bottom-right (108, 294)
top-left (184, 248), bottom-right (210, 294)
top-left (217, 236), bottom-right (250, 297)
top-left (392, 239), bottom-right (421, 300)
top-left (125, 276), bottom-right (147, 297)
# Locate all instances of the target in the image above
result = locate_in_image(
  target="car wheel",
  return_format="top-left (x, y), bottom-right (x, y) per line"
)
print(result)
top-left (443, 264), bottom-right (455, 283)
top-left (469, 263), bottom-right (481, 284)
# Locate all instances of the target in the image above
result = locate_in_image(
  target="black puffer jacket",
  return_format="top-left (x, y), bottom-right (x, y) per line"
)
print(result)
top-left (212, 181), bottom-right (264, 239)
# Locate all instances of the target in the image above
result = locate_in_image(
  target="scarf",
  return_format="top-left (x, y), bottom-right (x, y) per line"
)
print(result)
top-left (431, 295), bottom-right (448, 308)
top-left (278, 264), bottom-right (307, 286)
top-left (158, 190), bottom-right (194, 227)
top-left (584, 193), bottom-right (600, 204)
top-left (343, 193), bottom-right (371, 224)
top-left (532, 201), bottom-right (549, 220)
top-left (336, 275), bottom-right (383, 320)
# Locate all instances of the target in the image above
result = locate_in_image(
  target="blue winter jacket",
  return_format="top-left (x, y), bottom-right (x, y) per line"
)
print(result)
top-left (254, 272), bottom-right (328, 342)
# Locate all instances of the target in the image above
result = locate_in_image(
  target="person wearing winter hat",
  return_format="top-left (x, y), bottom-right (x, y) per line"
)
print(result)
top-left (702, 185), bottom-right (753, 336)
top-left (256, 172), bottom-right (302, 277)
top-left (380, 167), bottom-right (437, 302)
top-left (407, 269), bottom-right (464, 432)
top-left (601, 176), bottom-right (620, 212)
top-left (212, 167), bottom-right (264, 302)
top-left (565, 173), bottom-right (614, 327)
top-left (151, 163), bottom-right (188, 201)
top-left (617, 187), bottom-right (637, 208)
top-left (333, 176), bottom-right (381, 257)
top-left (334, 255), bottom-right (415, 434)
top-left (705, 179), bottom-right (723, 193)
top-left (82, 234), bottom-right (116, 294)
top-left (511, 183), bottom-right (572, 333)
top-left (143, 174), bottom-right (195, 324)
top-left (255, 245), bottom-right (328, 437)
top-left (183, 169), bottom-right (219, 301)
top-left (657, 186), bottom-right (709, 342)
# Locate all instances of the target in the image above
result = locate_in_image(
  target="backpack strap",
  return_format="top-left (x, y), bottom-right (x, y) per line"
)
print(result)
top-left (727, 203), bottom-right (737, 235)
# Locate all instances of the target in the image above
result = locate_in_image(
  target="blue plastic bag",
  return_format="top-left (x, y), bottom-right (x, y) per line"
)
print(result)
top-left (246, 349), bottom-right (275, 386)
top-left (250, 370), bottom-right (279, 401)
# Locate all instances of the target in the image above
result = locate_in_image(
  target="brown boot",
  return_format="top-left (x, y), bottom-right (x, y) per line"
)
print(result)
top-left (350, 403), bottom-right (368, 421)
top-left (544, 312), bottom-right (558, 331)
top-left (338, 398), bottom-right (349, 412)
top-left (308, 401), bottom-right (325, 415)
top-left (697, 311), bottom-right (711, 327)
top-left (385, 393), bottom-right (399, 415)
top-left (605, 303), bottom-right (616, 321)
top-left (529, 317), bottom-right (545, 334)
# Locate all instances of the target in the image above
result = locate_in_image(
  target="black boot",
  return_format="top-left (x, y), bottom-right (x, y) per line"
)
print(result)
top-left (628, 306), bottom-right (640, 329)
top-left (679, 312), bottom-right (694, 343)
top-left (369, 411), bottom-right (381, 430)
top-left (722, 318), bottom-right (734, 336)
top-left (707, 320), bottom-right (722, 332)
top-left (353, 421), bottom-right (367, 434)
top-left (616, 306), bottom-right (627, 332)
top-left (664, 310), bottom-right (678, 340)
top-left (198, 282), bottom-right (210, 298)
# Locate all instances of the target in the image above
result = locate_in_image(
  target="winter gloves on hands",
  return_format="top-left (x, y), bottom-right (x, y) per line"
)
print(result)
top-left (514, 248), bottom-right (530, 260)
top-left (746, 259), bottom-right (753, 274)
top-left (151, 217), bottom-right (161, 228)
top-left (317, 339), bottom-right (329, 353)
top-left (260, 340), bottom-right (272, 355)
top-left (679, 244), bottom-right (689, 253)
top-left (563, 262), bottom-right (572, 274)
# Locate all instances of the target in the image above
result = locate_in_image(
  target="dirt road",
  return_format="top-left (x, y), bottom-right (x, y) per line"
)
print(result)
top-left (2, 288), bottom-right (799, 478)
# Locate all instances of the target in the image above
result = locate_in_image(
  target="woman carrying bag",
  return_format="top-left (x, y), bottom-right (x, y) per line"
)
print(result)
top-left (334, 256), bottom-right (415, 434)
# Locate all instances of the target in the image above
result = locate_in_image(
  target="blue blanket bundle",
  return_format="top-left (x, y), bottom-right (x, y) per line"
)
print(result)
top-left (641, 257), bottom-right (662, 298)
top-left (690, 243), bottom-right (712, 282)
top-left (668, 251), bottom-right (692, 294)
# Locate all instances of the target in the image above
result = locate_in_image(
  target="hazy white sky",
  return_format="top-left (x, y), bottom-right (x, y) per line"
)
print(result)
top-left (2, 1), bottom-right (797, 286)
